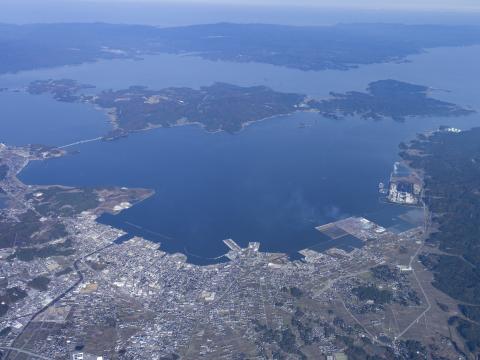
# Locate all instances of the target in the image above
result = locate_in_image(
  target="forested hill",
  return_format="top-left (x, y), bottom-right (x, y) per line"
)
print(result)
top-left (1, 22), bottom-right (480, 73)
top-left (401, 128), bottom-right (480, 355)
top-left (26, 79), bottom-right (474, 134)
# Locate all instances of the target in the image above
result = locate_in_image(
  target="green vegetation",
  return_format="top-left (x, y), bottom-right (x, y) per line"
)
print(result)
top-left (253, 320), bottom-right (307, 359)
top-left (402, 127), bottom-right (480, 354)
top-left (352, 285), bottom-right (393, 304)
top-left (28, 276), bottom-right (51, 291)
top-left (291, 308), bottom-right (317, 346)
top-left (2, 23), bottom-right (480, 74)
top-left (94, 82), bottom-right (304, 133)
top-left (436, 302), bottom-right (449, 312)
top-left (450, 317), bottom-right (480, 352)
top-left (0, 327), bottom-right (11, 337)
top-left (420, 254), bottom-right (480, 304)
top-left (9, 240), bottom-right (75, 262)
top-left (402, 128), bottom-right (480, 305)
top-left (345, 345), bottom-right (388, 360)
top-left (86, 260), bottom-right (107, 271)
top-left (289, 287), bottom-right (303, 298)
top-left (0, 287), bottom-right (27, 317)
top-left (459, 304), bottom-right (480, 323)
top-left (0, 210), bottom-right (67, 249)
top-left (29, 186), bottom-right (99, 216)
top-left (400, 340), bottom-right (427, 360)
top-left (55, 267), bottom-right (73, 277)
top-left (35, 79), bottom-right (472, 137)
top-left (370, 265), bottom-right (398, 281)
top-left (310, 80), bottom-right (474, 122)
top-left (153, 23), bottom-right (480, 71)
top-left (27, 79), bottom-right (94, 102)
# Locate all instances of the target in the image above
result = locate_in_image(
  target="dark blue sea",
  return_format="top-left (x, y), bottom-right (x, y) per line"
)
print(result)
top-left (1, 44), bottom-right (479, 264)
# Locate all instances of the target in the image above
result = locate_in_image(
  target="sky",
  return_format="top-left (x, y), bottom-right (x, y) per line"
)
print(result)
top-left (86, 0), bottom-right (480, 12)
top-left (2, 0), bottom-right (480, 25)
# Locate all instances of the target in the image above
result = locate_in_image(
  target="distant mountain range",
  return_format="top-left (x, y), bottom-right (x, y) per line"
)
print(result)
top-left (1, 22), bottom-right (480, 73)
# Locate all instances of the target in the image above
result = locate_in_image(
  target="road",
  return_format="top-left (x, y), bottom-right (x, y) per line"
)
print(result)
top-left (58, 136), bottom-right (102, 149)
top-left (5, 242), bottom-right (114, 359)
top-left (0, 347), bottom-right (50, 360)
top-left (395, 200), bottom-right (432, 340)
top-left (333, 199), bottom-right (433, 347)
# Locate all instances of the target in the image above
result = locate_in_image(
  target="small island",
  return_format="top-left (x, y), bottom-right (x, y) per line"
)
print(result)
top-left (309, 80), bottom-right (474, 121)
top-left (27, 79), bottom-right (95, 102)
top-left (27, 79), bottom-right (474, 136)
